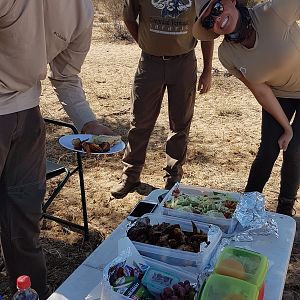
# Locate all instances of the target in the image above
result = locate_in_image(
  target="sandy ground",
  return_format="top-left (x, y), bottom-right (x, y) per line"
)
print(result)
top-left (0, 12), bottom-right (299, 300)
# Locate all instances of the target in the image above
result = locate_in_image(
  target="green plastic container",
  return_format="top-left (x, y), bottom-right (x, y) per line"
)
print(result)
top-left (214, 246), bottom-right (268, 289)
top-left (199, 273), bottom-right (259, 300)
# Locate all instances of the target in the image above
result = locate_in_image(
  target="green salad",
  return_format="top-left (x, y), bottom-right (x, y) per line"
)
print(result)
top-left (164, 189), bottom-right (238, 219)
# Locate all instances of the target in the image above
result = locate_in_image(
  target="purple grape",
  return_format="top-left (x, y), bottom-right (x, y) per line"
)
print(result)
top-left (184, 283), bottom-right (191, 293)
top-left (163, 287), bottom-right (174, 297)
top-left (177, 286), bottom-right (186, 298)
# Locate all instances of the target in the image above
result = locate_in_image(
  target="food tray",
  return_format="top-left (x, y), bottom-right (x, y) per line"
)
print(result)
top-left (159, 183), bottom-right (241, 233)
top-left (127, 213), bottom-right (222, 271)
top-left (99, 256), bottom-right (199, 300)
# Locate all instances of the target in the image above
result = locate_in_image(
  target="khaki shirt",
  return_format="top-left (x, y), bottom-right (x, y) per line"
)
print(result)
top-left (219, 0), bottom-right (300, 98)
top-left (123, 0), bottom-right (197, 56)
top-left (0, 0), bottom-right (96, 130)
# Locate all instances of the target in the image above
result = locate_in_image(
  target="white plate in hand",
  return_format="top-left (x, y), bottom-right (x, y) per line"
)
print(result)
top-left (58, 134), bottom-right (126, 155)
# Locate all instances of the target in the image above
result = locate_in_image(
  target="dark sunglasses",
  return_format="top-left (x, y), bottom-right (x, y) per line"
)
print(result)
top-left (201, 0), bottom-right (224, 30)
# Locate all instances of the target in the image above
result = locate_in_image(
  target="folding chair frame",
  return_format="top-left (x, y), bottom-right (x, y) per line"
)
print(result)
top-left (43, 118), bottom-right (89, 240)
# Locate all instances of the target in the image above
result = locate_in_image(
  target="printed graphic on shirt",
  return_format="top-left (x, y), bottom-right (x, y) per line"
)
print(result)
top-left (150, 0), bottom-right (192, 35)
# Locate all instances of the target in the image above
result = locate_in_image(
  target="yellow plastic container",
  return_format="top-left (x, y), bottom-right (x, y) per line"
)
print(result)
top-left (199, 273), bottom-right (259, 300)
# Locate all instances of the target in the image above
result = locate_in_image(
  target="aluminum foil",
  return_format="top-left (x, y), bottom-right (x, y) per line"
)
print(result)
top-left (204, 238), bottom-right (231, 274)
top-left (233, 192), bottom-right (278, 241)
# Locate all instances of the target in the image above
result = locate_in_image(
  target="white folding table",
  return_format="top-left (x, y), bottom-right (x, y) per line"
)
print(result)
top-left (48, 189), bottom-right (296, 300)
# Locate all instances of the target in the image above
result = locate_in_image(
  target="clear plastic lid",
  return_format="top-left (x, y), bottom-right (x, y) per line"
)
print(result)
top-left (141, 267), bottom-right (180, 294)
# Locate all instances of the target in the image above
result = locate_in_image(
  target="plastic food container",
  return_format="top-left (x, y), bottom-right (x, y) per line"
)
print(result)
top-left (128, 213), bottom-right (222, 271)
top-left (159, 183), bottom-right (241, 233)
top-left (141, 267), bottom-right (180, 294)
top-left (214, 247), bottom-right (268, 300)
top-left (199, 273), bottom-right (259, 300)
top-left (100, 256), bottom-right (198, 300)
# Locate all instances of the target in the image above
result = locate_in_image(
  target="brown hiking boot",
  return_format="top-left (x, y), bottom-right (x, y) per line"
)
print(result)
top-left (164, 180), bottom-right (177, 190)
top-left (111, 179), bottom-right (140, 199)
top-left (164, 175), bottom-right (181, 190)
top-left (276, 197), bottom-right (297, 217)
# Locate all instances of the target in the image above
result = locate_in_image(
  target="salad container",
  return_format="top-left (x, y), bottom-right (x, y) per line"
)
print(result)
top-left (159, 183), bottom-right (241, 233)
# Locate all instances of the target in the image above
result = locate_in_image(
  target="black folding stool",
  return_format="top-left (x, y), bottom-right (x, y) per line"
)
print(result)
top-left (43, 118), bottom-right (89, 240)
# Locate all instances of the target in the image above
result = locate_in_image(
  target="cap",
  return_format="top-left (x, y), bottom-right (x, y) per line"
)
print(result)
top-left (193, 0), bottom-right (220, 41)
top-left (16, 275), bottom-right (31, 290)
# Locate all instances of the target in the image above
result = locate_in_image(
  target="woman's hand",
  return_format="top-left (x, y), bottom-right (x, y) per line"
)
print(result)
top-left (236, 75), bottom-right (293, 151)
top-left (278, 127), bottom-right (293, 151)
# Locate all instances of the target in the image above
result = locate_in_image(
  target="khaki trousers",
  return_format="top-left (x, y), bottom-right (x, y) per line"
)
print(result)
top-left (0, 106), bottom-right (48, 298)
top-left (122, 50), bottom-right (197, 182)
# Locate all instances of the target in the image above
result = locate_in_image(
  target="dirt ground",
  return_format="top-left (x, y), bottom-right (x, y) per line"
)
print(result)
top-left (1, 9), bottom-right (299, 300)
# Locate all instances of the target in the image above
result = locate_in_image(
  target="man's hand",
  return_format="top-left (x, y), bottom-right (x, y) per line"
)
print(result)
top-left (197, 70), bottom-right (212, 94)
top-left (199, 40), bottom-right (213, 94)
top-left (81, 120), bottom-right (115, 135)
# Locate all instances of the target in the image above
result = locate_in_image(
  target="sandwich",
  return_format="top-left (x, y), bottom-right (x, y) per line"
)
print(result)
top-left (90, 135), bottom-right (122, 146)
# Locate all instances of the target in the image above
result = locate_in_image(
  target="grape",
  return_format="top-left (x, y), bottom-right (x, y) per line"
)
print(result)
top-left (184, 283), bottom-right (191, 293)
top-left (176, 286), bottom-right (186, 298)
top-left (161, 280), bottom-right (195, 300)
top-left (163, 287), bottom-right (174, 297)
top-left (160, 294), bottom-right (168, 300)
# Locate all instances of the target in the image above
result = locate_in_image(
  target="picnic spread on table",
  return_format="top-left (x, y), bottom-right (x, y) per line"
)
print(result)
top-left (93, 183), bottom-right (281, 300)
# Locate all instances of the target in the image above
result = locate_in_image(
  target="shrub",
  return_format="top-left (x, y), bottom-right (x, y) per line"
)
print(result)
top-left (94, 0), bottom-right (133, 42)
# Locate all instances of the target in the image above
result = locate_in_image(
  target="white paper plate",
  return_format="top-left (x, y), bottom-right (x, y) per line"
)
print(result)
top-left (59, 134), bottom-right (125, 155)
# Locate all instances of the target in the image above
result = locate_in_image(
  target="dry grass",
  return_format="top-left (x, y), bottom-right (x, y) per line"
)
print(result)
top-left (0, 4), bottom-right (299, 300)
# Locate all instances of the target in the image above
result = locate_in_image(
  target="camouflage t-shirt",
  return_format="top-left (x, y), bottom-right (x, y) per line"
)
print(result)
top-left (123, 0), bottom-right (197, 56)
top-left (219, 0), bottom-right (300, 98)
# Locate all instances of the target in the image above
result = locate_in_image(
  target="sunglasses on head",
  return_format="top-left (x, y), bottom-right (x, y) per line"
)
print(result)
top-left (201, 0), bottom-right (224, 30)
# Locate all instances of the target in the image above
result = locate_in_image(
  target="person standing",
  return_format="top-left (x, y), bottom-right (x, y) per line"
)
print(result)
top-left (193, 0), bottom-right (300, 216)
top-left (111, 0), bottom-right (214, 198)
top-left (0, 0), bottom-right (114, 298)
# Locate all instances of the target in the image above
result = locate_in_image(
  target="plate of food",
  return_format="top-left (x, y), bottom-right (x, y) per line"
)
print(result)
top-left (59, 134), bottom-right (125, 155)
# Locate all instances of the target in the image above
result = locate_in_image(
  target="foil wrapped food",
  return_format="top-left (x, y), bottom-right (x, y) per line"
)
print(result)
top-left (233, 192), bottom-right (278, 241)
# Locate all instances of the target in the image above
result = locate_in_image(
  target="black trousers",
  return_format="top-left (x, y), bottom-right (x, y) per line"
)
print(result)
top-left (245, 98), bottom-right (300, 200)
